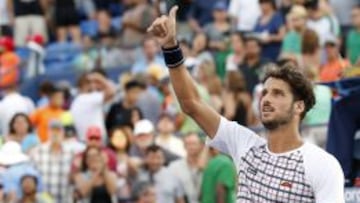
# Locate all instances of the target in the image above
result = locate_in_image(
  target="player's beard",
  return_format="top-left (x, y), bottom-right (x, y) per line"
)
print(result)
top-left (262, 105), bottom-right (294, 131)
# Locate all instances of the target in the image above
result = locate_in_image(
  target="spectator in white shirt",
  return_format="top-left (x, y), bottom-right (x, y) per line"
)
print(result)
top-left (228, 0), bottom-right (261, 32)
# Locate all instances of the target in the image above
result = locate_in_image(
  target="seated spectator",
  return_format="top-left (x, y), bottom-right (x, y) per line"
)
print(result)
top-left (60, 112), bottom-right (86, 154)
top-left (119, 0), bottom-right (156, 48)
top-left (305, 0), bottom-right (340, 46)
top-left (169, 132), bottom-right (205, 203)
top-left (30, 86), bottom-right (65, 143)
top-left (73, 35), bottom-right (99, 71)
top-left (133, 182), bottom-right (157, 203)
top-left (228, 0), bottom-right (260, 33)
top-left (300, 28), bottom-right (321, 72)
top-left (319, 35), bottom-right (350, 82)
top-left (70, 71), bottom-right (115, 142)
top-left (187, 0), bottom-right (218, 33)
top-left (281, 5), bottom-right (308, 57)
top-left (204, 1), bottom-right (232, 52)
top-left (71, 126), bottom-right (118, 175)
top-left (98, 30), bottom-right (124, 68)
top-left (347, 5), bottom-right (360, 66)
top-left (74, 147), bottom-right (117, 203)
top-left (226, 32), bottom-right (245, 71)
top-left (0, 141), bottom-right (43, 203)
top-left (222, 71), bottom-right (257, 127)
top-left (16, 175), bottom-right (53, 203)
top-left (130, 120), bottom-right (179, 165)
top-left (52, 0), bottom-right (81, 43)
top-left (106, 80), bottom-right (146, 132)
top-left (191, 33), bottom-right (214, 77)
top-left (239, 37), bottom-right (269, 94)
top-left (30, 120), bottom-right (76, 203)
top-left (0, 36), bottom-right (20, 87)
top-left (5, 113), bottom-right (39, 153)
top-left (155, 113), bottom-right (186, 157)
top-left (134, 145), bottom-right (185, 203)
top-left (0, 72), bottom-right (35, 136)
top-left (131, 37), bottom-right (166, 74)
top-left (200, 147), bottom-right (236, 203)
top-left (253, 0), bottom-right (285, 61)
top-left (7, 0), bottom-right (48, 46)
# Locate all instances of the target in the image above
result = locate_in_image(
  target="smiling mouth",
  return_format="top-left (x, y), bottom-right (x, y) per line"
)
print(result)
top-left (262, 106), bottom-right (275, 112)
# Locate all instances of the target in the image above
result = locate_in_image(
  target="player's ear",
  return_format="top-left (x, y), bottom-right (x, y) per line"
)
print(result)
top-left (294, 100), bottom-right (305, 116)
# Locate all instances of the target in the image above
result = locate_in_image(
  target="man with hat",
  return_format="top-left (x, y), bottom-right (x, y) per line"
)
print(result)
top-left (30, 119), bottom-right (75, 203)
top-left (0, 141), bottom-right (42, 203)
top-left (319, 34), bottom-right (350, 82)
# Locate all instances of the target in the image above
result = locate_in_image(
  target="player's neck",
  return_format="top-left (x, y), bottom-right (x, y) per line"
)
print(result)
top-left (267, 124), bottom-right (303, 154)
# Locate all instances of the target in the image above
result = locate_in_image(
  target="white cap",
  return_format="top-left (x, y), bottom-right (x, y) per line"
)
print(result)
top-left (134, 120), bottom-right (154, 136)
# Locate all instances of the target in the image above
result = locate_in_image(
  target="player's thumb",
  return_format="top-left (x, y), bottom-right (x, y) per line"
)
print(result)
top-left (169, 6), bottom-right (178, 21)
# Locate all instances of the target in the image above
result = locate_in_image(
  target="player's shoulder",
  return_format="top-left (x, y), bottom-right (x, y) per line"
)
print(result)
top-left (301, 143), bottom-right (342, 172)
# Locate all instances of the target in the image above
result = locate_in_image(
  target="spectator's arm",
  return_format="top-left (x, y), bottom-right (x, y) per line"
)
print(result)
top-left (176, 197), bottom-right (185, 203)
top-left (267, 26), bottom-right (286, 43)
top-left (74, 173), bottom-right (95, 197)
top-left (89, 73), bottom-right (116, 103)
top-left (6, 0), bottom-right (14, 24)
top-left (40, 0), bottom-right (48, 12)
top-left (215, 184), bottom-right (226, 203)
top-left (104, 170), bottom-right (117, 195)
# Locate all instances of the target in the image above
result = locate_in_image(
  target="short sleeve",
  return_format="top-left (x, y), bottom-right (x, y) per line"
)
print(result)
top-left (207, 117), bottom-right (265, 164)
top-left (216, 159), bottom-right (236, 189)
top-left (303, 145), bottom-right (345, 203)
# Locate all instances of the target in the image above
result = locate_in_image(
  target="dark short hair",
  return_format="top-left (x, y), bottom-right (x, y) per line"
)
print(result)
top-left (48, 85), bottom-right (63, 97)
top-left (145, 144), bottom-right (163, 155)
top-left (39, 81), bottom-right (54, 95)
top-left (20, 175), bottom-right (38, 186)
top-left (259, 0), bottom-right (277, 9)
top-left (125, 80), bottom-right (146, 91)
top-left (81, 146), bottom-right (102, 172)
top-left (9, 113), bottom-right (33, 134)
top-left (262, 64), bottom-right (316, 120)
top-left (91, 68), bottom-right (107, 78)
top-left (244, 36), bottom-right (261, 47)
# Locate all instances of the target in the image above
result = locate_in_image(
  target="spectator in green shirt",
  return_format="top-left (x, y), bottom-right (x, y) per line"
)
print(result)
top-left (347, 5), bottom-right (360, 65)
top-left (201, 147), bottom-right (236, 203)
top-left (281, 5), bottom-right (308, 57)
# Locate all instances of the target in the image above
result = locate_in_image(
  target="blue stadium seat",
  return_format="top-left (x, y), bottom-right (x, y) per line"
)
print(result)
top-left (44, 42), bottom-right (81, 72)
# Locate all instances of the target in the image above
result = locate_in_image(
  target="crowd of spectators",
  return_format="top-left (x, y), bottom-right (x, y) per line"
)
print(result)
top-left (0, 0), bottom-right (360, 202)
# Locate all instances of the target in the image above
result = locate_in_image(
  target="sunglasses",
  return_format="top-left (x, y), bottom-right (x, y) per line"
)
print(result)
top-left (88, 136), bottom-right (101, 141)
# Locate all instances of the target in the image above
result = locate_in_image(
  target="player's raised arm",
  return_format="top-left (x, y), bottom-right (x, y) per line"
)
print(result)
top-left (147, 6), bottom-right (220, 138)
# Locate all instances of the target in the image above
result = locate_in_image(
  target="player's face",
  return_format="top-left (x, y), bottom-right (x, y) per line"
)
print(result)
top-left (260, 78), bottom-right (297, 130)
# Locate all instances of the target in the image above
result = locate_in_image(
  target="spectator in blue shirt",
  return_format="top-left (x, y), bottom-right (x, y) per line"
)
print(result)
top-left (253, 0), bottom-right (285, 61)
top-left (0, 141), bottom-right (42, 203)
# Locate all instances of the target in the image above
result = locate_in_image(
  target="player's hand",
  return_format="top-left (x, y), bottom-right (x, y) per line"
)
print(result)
top-left (147, 6), bottom-right (178, 48)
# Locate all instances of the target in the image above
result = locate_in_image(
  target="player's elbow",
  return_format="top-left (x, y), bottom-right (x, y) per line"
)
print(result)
top-left (179, 99), bottom-right (201, 116)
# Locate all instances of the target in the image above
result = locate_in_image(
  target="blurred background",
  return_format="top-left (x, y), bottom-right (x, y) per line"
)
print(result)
top-left (0, 0), bottom-right (360, 202)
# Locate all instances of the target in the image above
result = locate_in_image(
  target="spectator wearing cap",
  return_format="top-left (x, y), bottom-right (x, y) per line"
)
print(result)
top-left (17, 174), bottom-right (53, 203)
top-left (306, 0), bottom-right (340, 46)
top-left (106, 80), bottom-right (146, 132)
top-left (29, 119), bottom-right (75, 203)
top-left (131, 37), bottom-right (166, 74)
top-left (71, 126), bottom-right (117, 176)
top-left (187, 0), bottom-right (221, 33)
top-left (5, 113), bottom-right (40, 153)
top-left (130, 120), bottom-right (179, 166)
top-left (155, 113), bottom-right (186, 157)
top-left (70, 71), bottom-right (115, 142)
top-left (281, 5), bottom-right (308, 57)
top-left (347, 5), bottom-right (360, 66)
top-left (253, 0), bottom-right (286, 61)
top-left (0, 50), bottom-right (34, 136)
top-left (168, 133), bottom-right (205, 203)
top-left (30, 86), bottom-right (65, 143)
top-left (228, 0), bottom-right (260, 33)
top-left (319, 35), bottom-right (350, 82)
top-left (134, 145), bottom-right (185, 203)
top-left (0, 36), bottom-right (20, 88)
top-left (61, 112), bottom-right (86, 154)
top-left (6, 0), bottom-right (47, 46)
top-left (203, 1), bottom-right (232, 52)
top-left (0, 141), bottom-right (43, 203)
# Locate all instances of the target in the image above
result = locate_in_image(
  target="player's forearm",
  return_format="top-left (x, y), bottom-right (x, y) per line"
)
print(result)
top-left (168, 64), bottom-right (202, 115)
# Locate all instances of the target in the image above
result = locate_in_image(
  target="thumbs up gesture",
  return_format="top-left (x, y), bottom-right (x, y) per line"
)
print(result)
top-left (147, 6), bottom-right (179, 49)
